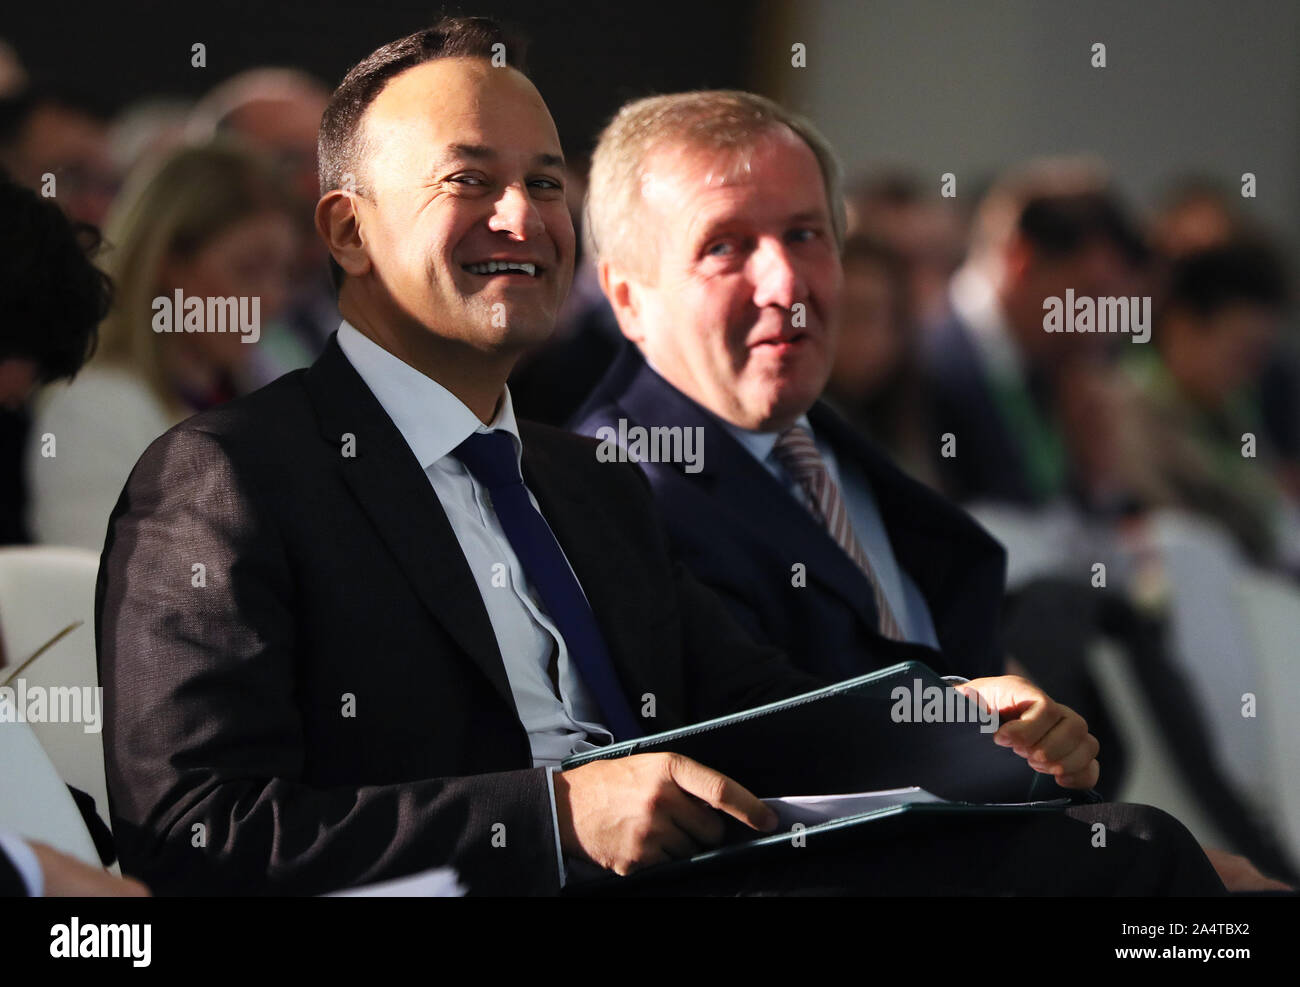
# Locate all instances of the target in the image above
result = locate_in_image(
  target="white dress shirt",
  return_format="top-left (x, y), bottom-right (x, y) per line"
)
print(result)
top-left (949, 263), bottom-right (1024, 385)
top-left (337, 320), bottom-right (612, 885)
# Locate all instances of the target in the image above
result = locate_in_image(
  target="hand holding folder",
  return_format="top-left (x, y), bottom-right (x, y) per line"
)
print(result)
top-left (560, 660), bottom-right (1100, 884)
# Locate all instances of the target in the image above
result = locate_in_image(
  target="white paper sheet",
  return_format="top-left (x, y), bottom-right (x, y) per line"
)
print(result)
top-left (761, 787), bottom-right (945, 828)
top-left (323, 866), bottom-right (466, 897)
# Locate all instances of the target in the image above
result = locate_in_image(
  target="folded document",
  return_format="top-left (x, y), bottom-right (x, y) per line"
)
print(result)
top-left (764, 786), bottom-right (1070, 829)
top-left (562, 661), bottom-right (1095, 882)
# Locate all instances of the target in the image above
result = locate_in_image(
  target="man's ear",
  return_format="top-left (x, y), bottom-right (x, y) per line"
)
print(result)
top-left (598, 259), bottom-right (645, 344)
top-left (315, 190), bottom-right (371, 279)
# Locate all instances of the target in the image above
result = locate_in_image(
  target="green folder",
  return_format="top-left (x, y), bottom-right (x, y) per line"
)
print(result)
top-left (561, 660), bottom-right (1097, 887)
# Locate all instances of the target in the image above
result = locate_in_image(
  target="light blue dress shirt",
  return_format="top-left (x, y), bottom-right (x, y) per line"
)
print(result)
top-left (720, 416), bottom-right (941, 649)
top-left (337, 320), bottom-right (607, 886)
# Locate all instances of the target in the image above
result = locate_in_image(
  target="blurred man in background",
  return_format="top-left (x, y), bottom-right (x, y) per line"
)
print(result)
top-left (924, 161), bottom-right (1148, 509)
top-left (0, 88), bottom-right (118, 228)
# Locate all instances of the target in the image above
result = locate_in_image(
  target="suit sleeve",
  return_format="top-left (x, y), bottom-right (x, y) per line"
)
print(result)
top-left (96, 425), bottom-right (558, 897)
top-left (673, 558), bottom-right (828, 721)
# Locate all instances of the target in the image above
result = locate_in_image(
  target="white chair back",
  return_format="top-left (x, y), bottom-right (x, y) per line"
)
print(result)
top-left (1147, 512), bottom-right (1272, 809)
top-left (1234, 570), bottom-right (1300, 863)
top-left (1086, 638), bottom-right (1234, 851)
top-left (0, 546), bottom-right (108, 827)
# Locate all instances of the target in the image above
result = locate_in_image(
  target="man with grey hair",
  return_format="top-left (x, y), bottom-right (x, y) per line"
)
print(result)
top-left (923, 159), bottom-right (1148, 505)
top-left (576, 89), bottom-right (1012, 687)
top-left (571, 89), bottom-right (1262, 892)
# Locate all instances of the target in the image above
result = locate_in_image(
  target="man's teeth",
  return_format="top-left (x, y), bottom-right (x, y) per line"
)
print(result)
top-left (464, 261), bottom-right (538, 276)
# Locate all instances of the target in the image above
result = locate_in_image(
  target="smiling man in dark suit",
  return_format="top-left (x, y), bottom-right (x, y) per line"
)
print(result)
top-left (96, 19), bottom-right (1224, 897)
top-left (97, 17), bottom-right (827, 896)
top-left (573, 90), bottom-right (1010, 687)
top-left (571, 120), bottom-right (1271, 876)
top-left (567, 88), bottom-right (1289, 892)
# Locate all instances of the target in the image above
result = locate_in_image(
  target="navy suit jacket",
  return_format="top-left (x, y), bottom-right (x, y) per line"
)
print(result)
top-left (573, 348), bottom-right (1008, 682)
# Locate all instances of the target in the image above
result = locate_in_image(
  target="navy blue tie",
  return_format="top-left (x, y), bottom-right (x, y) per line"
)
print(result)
top-left (452, 429), bottom-right (643, 741)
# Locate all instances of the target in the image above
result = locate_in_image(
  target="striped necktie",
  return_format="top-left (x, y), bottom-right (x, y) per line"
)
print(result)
top-left (771, 425), bottom-right (905, 641)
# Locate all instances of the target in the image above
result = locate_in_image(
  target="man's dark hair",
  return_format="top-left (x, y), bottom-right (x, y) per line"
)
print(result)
top-left (317, 16), bottom-right (529, 292)
top-left (1163, 240), bottom-right (1290, 321)
top-left (0, 171), bottom-right (109, 382)
top-left (1018, 190), bottom-right (1149, 267)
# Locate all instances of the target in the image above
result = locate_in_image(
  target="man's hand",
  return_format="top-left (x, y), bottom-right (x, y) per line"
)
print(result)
top-left (954, 676), bottom-right (1101, 790)
top-left (29, 842), bottom-right (151, 896)
top-left (552, 753), bottom-right (779, 876)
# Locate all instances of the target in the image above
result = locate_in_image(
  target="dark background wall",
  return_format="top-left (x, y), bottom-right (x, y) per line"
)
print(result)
top-left (1, 0), bottom-right (763, 155)
top-left (5, 0), bottom-right (1295, 250)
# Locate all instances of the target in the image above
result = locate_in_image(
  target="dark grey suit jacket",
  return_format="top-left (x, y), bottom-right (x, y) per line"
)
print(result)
top-left (95, 332), bottom-right (819, 896)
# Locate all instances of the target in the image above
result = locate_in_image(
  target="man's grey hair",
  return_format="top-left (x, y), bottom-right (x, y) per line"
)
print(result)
top-left (584, 90), bottom-right (846, 277)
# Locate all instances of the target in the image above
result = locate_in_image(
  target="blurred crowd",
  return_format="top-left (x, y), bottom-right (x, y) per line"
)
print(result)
top-left (3, 41), bottom-right (1296, 576)
top-left (0, 52), bottom-right (334, 547)
top-left (2, 33), bottom-right (1298, 880)
top-left (834, 167), bottom-right (1300, 576)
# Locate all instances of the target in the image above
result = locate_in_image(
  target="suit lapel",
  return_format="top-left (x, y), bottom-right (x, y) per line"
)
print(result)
top-left (809, 403), bottom-right (956, 601)
top-left (613, 356), bottom-right (1007, 659)
top-left (808, 402), bottom-right (1007, 662)
top-left (618, 359), bottom-right (882, 631)
top-left (303, 334), bottom-right (517, 714)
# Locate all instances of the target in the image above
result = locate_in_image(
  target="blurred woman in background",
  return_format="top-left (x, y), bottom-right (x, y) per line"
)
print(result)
top-left (24, 140), bottom-right (298, 551)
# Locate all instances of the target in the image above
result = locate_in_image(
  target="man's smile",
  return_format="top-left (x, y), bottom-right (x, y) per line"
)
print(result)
top-left (461, 257), bottom-right (546, 278)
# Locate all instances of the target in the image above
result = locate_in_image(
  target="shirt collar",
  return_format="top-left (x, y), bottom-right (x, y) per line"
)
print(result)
top-left (640, 352), bottom-right (816, 469)
top-left (335, 319), bottom-right (522, 470)
top-left (949, 262), bottom-right (1023, 381)
top-left (720, 413), bottom-right (816, 467)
